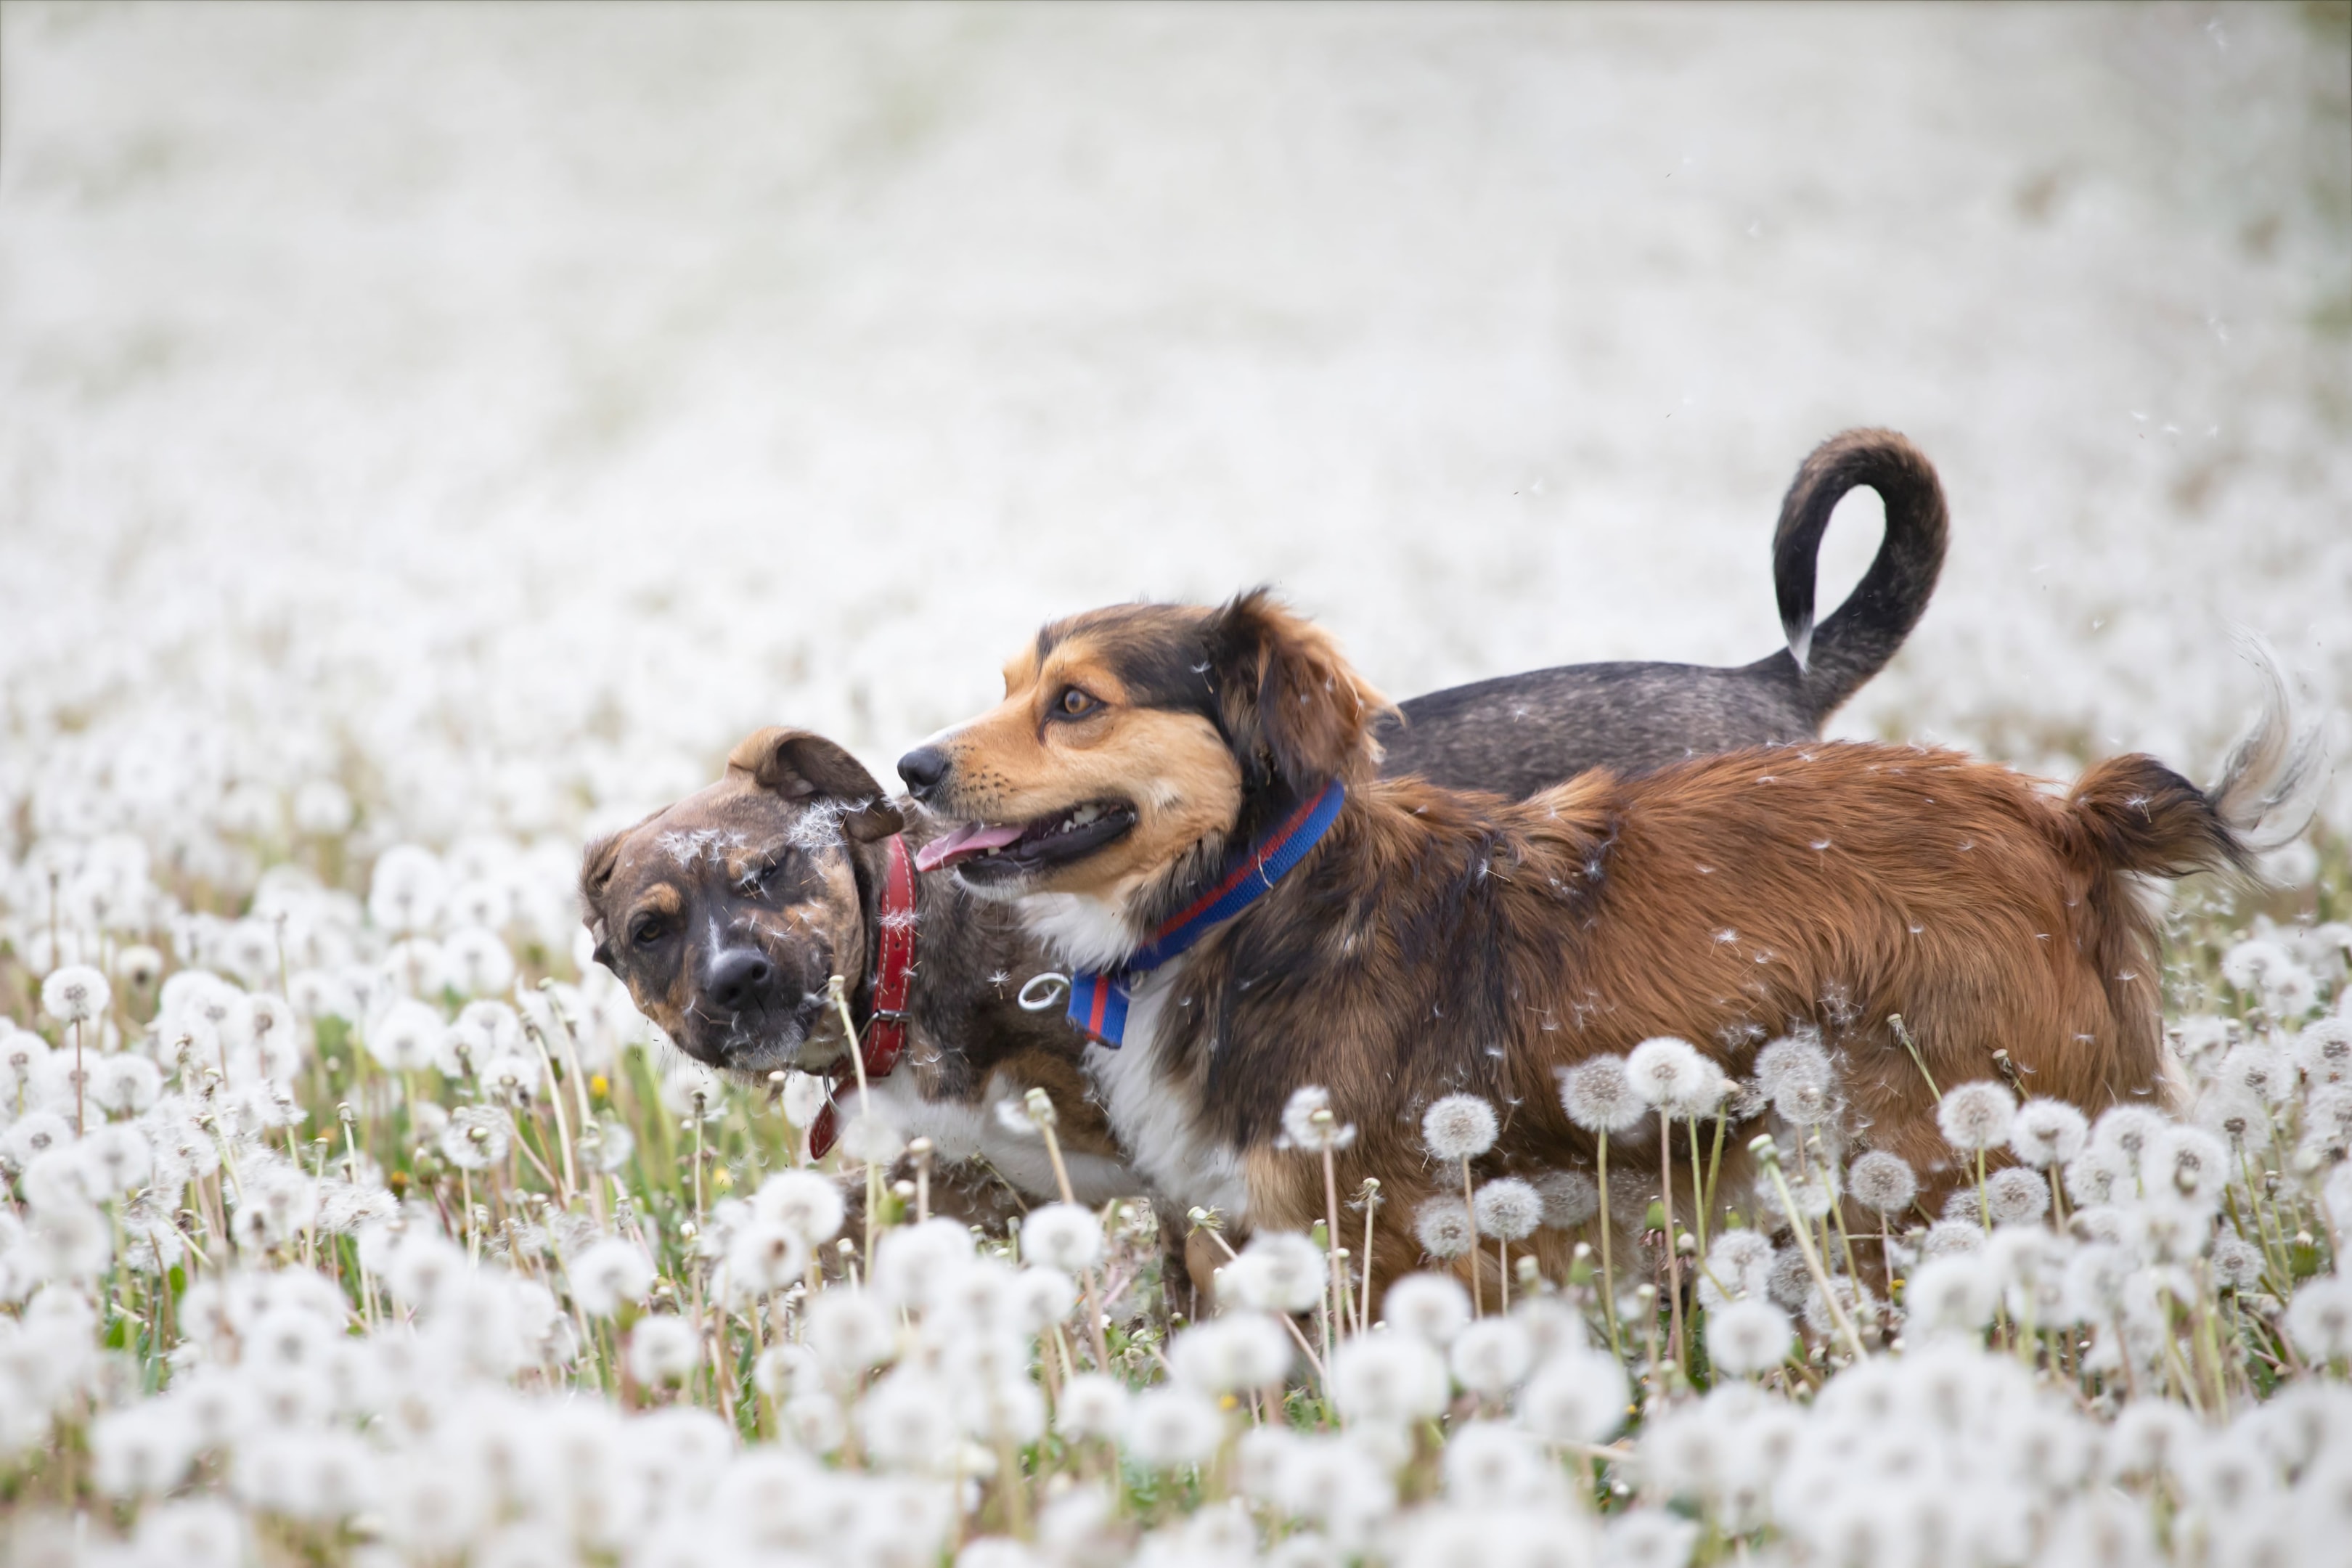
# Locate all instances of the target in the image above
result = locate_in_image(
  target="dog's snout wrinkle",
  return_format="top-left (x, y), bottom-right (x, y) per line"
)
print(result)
top-left (898, 745), bottom-right (952, 800)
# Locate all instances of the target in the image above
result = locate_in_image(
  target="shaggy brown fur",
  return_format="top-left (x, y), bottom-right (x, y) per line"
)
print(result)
top-left (911, 591), bottom-right (2298, 1302)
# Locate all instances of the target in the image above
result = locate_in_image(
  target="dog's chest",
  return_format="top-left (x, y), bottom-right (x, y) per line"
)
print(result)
top-left (859, 1072), bottom-right (1135, 1207)
top-left (1085, 954), bottom-right (1251, 1223)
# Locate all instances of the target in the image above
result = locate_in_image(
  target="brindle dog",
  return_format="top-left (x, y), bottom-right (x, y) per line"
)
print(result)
top-left (581, 429), bottom-right (1949, 1227)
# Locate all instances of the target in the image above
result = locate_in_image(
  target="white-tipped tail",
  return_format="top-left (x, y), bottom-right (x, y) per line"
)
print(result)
top-left (2209, 631), bottom-right (2329, 854)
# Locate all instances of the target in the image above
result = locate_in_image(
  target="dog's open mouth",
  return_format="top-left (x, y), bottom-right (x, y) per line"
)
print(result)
top-left (914, 801), bottom-right (1137, 878)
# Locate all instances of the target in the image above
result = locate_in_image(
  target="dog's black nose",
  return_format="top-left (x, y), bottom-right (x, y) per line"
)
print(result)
top-left (706, 947), bottom-right (777, 1013)
top-left (897, 746), bottom-right (951, 801)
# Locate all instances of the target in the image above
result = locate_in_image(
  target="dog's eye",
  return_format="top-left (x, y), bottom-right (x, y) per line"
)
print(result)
top-left (1057, 687), bottom-right (1101, 718)
top-left (629, 916), bottom-right (669, 948)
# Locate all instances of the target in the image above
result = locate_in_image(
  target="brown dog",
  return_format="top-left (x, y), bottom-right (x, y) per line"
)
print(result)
top-left (579, 729), bottom-right (1134, 1218)
top-left (897, 592), bottom-right (2316, 1299)
top-left (582, 430), bottom-right (1951, 1228)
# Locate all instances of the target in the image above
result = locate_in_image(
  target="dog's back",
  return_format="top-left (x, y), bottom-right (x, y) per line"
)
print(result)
top-left (1377, 429), bottom-right (1947, 796)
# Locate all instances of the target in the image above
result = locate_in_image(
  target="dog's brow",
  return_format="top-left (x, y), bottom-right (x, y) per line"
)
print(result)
top-left (631, 885), bottom-right (682, 919)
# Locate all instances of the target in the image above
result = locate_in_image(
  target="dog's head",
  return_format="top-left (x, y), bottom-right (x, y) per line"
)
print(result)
top-left (897, 589), bottom-right (1388, 963)
top-left (579, 729), bottom-right (902, 1074)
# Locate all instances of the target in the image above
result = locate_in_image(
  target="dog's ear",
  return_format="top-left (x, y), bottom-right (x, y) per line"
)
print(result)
top-left (726, 727), bottom-right (905, 844)
top-left (1201, 588), bottom-right (1392, 795)
top-left (579, 831), bottom-right (624, 969)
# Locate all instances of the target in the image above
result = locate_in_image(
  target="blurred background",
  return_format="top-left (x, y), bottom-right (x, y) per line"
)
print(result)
top-left (2, 1), bottom-right (2347, 874)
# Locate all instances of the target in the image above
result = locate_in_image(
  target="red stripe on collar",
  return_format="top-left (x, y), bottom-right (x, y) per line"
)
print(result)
top-left (809, 831), bottom-right (918, 1161)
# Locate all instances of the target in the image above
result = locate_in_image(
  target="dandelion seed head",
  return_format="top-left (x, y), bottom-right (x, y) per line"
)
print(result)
top-left (1220, 1230), bottom-right (1326, 1315)
top-left (1449, 1318), bottom-right (1535, 1399)
top-left (1122, 1387), bottom-right (1226, 1469)
top-left (1382, 1273), bottom-right (1472, 1344)
top-left (1984, 1167), bottom-right (2051, 1226)
top-left (1473, 1178), bottom-right (1543, 1241)
top-left (1055, 1373), bottom-right (1130, 1442)
top-left (1279, 1085), bottom-right (1357, 1152)
top-left (1705, 1299), bottom-right (1792, 1376)
top-left (1532, 1168), bottom-right (1598, 1230)
top-left (1421, 1095), bottom-right (1498, 1161)
top-left (1171, 1312), bottom-right (1293, 1395)
top-left (1413, 1197), bottom-right (1475, 1259)
top-left (1625, 1036), bottom-right (1719, 1116)
top-left (41, 964), bottom-right (112, 1025)
top-left (1018, 1203), bottom-right (1104, 1274)
top-left (1557, 1055), bottom-right (1646, 1134)
top-left (2009, 1098), bottom-right (2090, 1168)
top-left (1936, 1081), bottom-right (2017, 1152)
top-left (1847, 1150), bottom-right (1919, 1215)
top-left (1330, 1334), bottom-right (1450, 1426)
top-left (1513, 1352), bottom-right (1628, 1445)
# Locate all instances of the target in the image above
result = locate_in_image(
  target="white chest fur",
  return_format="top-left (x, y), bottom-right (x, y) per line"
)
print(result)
top-left (1085, 953), bottom-right (1251, 1225)
top-left (858, 1071), bottom-right (1138, 1208)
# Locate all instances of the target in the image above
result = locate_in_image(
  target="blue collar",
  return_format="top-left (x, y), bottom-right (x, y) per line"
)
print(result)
top-left (1066, 780), bottom-right (1347, 1047)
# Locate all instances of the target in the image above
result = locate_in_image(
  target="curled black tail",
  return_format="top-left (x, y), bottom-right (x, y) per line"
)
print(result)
top-left (1771, 429), bottom-right (1949, 721)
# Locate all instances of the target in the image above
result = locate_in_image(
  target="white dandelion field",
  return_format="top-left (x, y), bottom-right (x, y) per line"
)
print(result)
top-left (2, 4), bottom-right (2351, 1567)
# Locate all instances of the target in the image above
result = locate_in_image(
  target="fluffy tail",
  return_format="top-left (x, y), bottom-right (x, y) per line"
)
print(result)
top-left (2060, 642), bottom-right (2326, 1107)
top-left (1769, 428), bottom-right (1949, 719)
top-left (2068, 635), bottom-right (2326, 881)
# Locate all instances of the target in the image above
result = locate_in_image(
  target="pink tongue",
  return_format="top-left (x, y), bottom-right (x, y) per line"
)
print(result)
top-left (912, 820), bottom-right (1029, 873)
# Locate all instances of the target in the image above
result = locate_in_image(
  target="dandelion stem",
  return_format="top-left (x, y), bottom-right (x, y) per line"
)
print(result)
top-left (1752, 1135), bottom-right (1864, 1361)
top-left (1890, 1013), bottom-right (1940, 1103)
top-left (1659, 1107), bottom-right (1685, 1374)
top-left (1461, 1155), bottom-right (1483, 1317)
top-left (1687, 1116), bottom-right (1710, 1259)
top-left (1596, 1130), bottom-right (1622, 1359)
top-left (523, 1016), bottom-right (578, 1204)
top-left (1321, 1143), bottom-right (1347, 1347)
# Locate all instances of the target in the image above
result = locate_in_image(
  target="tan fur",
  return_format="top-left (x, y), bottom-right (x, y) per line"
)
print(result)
top-left (939, 637), bottom-right (1245, 903)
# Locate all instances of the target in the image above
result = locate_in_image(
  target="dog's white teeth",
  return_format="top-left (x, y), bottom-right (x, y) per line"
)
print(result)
top-left (1071, 805), bottom-right (1100, 827)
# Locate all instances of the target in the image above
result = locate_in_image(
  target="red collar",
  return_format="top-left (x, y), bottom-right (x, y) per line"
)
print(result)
top-left (808, 832), bottom-right (918, 1160)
